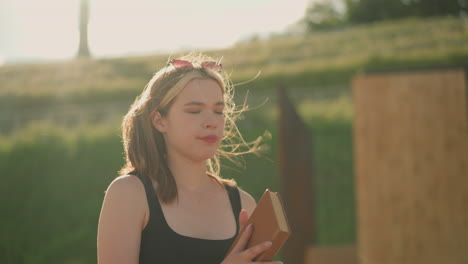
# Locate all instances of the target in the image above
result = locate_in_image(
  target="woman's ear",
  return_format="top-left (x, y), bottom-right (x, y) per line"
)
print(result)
top-left (151, 111), bottom-right (166, 133)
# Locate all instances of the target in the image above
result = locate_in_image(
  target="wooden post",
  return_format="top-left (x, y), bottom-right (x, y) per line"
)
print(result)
top-left (278, 87), bottom-right (315, 264)
top-left (353, 69), bottom-right (468, 264)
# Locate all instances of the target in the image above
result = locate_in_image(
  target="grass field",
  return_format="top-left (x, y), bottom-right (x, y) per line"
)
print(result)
top-left (1, 16), bottom-right (467, 110)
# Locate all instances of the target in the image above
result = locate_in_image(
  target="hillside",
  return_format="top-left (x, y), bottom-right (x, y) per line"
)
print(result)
top-left (0, 16), bottom-right (467, 132)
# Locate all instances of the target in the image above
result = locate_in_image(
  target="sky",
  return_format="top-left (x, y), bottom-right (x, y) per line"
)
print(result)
top-left (0, 0), bottom-right (311, 64)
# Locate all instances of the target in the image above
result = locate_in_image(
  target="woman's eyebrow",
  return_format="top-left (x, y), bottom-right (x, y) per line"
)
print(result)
top-left (184, 101), bottom-right (204, 106)
top-left (184, 101), bottom-right (225, 106)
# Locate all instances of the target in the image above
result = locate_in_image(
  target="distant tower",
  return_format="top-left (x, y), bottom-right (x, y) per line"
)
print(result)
top-left (77, 0), bottom-right (91, 58)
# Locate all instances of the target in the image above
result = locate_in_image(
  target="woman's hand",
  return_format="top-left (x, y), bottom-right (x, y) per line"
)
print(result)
top-left (221, 210), bottom-right (283, 264)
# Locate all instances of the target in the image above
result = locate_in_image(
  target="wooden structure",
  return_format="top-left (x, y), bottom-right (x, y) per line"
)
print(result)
top-left (278, 87), bottom-right (315, 264)
top-left (353, 69), bottom-right (468, 264)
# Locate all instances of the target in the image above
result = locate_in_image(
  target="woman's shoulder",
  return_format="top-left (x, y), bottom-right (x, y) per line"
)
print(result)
top-left (106, 174), bottom-right (145, 195)
top-left (218, 178), bottom-right (256, 212)
top-left (237, 187), bottom-right (257, 216)
top-left (101, 174), bottom-right (148, 227)
top-left (103, 174), bottom-right (147, 210)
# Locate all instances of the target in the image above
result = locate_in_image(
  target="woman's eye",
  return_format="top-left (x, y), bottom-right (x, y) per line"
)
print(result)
top-left (185, 108), bottom-right (201, 114)
top-left (215, 107), bottom-right (224, 115)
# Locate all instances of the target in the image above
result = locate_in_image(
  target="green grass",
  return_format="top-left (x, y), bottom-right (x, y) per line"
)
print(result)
top-left (0, 128), bottom-right (122, 264)
top-left (0, 96), bottom-right (355, 263)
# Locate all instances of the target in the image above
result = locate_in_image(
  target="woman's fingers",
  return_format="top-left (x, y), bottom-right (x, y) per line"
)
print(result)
top-left (238, 209), bottom-right (249, 229)
top-left (226, 210), bottom-right (284, 263)
top-left (231, 223), bottom-right (254, 252)
top-left (230, 209), bottom-right (250, 254)
top-left (239, 240), bottom-right (272, 260)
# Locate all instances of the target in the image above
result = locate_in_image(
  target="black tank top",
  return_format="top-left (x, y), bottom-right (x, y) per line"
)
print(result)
top-left (134, 173), bottom-right (241, 264)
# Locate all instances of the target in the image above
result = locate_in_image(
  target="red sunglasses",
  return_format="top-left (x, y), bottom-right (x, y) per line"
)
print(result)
top-left (170, 59), bottom-right (223, 72)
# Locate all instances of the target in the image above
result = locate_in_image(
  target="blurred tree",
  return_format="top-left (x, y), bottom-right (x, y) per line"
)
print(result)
top-left (77, 0), bottom-right (91, 58)
top-left (407, 0), bottom-right (462, 17)
top-left (345, 0), bottom-right (408, 22)
top-left (301, 0), bottom-right (345, 31)
top-left (345, 0), bottom-right (463, 23)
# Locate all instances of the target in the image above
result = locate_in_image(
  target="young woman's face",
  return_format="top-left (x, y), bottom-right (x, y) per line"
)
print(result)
top-left (154, 78), bottom-right (225, 162)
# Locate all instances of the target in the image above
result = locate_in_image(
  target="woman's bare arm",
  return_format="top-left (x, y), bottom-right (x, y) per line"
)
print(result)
top-left (97, 175), bottom-right (148, 264)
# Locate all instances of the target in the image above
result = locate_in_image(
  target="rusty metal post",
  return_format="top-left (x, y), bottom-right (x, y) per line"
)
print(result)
top-left (278, 87), bottom-right (316, 264)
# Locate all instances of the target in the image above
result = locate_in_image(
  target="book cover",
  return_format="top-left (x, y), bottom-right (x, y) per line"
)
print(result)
top-left (226, 189), bottom-right (291, 261)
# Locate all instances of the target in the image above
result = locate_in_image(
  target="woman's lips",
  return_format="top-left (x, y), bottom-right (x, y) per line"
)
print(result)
top-left (199, 135), bottom-right (218, 143)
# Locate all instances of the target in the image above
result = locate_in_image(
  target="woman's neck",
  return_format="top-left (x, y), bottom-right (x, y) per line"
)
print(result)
top-left (167, 154), bottom-right (212, 192)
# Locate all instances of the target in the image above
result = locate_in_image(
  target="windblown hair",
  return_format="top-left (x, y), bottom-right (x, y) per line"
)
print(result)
top-left (119, 53), bottom-right (262, 203)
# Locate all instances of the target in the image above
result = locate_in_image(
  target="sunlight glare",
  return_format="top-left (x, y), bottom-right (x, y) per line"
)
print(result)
top-left (1, 0), bottom-right (310, 61)
top-left (6, 0), bottom-right (80, 59)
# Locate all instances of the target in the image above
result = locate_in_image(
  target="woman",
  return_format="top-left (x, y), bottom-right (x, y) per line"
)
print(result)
top-left (97, 53), bottom-right (282, 264)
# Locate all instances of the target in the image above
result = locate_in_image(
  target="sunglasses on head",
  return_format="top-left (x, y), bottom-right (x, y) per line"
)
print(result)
top-left (169, 59), bottom-right (223, 72)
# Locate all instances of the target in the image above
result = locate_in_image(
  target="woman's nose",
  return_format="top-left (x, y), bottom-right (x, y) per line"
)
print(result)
top-left (203, 115), bottom-right (218, 129)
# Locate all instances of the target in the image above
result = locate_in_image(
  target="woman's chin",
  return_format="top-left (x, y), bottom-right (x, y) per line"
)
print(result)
top-left (198, 152), bottom-right (217, 161)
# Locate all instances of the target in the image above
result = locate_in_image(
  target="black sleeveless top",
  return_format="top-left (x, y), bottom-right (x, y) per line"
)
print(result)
top-left (134, 173), bottom-right (241, 264)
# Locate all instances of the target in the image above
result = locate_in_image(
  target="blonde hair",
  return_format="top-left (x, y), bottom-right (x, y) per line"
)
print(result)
top-left (120, 53), bottom-right (262, 203)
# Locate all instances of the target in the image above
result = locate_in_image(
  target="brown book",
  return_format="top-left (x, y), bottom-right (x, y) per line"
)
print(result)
top-left (226, 189), bottom-right (291, 261)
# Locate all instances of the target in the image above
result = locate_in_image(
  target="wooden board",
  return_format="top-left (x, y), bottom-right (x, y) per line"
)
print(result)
top-left (353, 69), bottom-right (468, 264)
